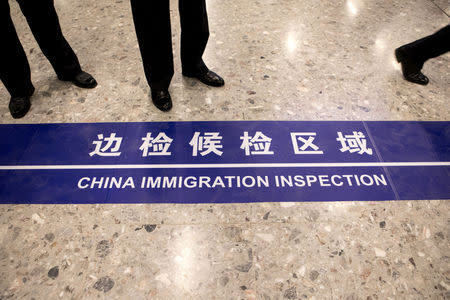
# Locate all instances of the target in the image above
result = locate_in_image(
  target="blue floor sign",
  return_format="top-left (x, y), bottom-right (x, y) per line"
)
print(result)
top-left (0, 121), bottom-right (448, 203)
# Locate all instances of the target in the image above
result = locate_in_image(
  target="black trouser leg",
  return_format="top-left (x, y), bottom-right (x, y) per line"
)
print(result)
top-left (179, 0), bottom-right (209, 75)
top-left (130, 0), bottom-right (173, 91)
top-left (404, 24), bottom-right (450, 67)
top-left (16, 0), bottom-right (82, 79)
top-left (0, 0), bottom-right (34, 97)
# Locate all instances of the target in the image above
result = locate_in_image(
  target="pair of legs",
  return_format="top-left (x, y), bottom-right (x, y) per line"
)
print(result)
top-left (0, 0), bottom-right (96, 118)
top-left (130, 0), bottom-right (224, 111)
top-left (395, 24), bottom-right (450, 85)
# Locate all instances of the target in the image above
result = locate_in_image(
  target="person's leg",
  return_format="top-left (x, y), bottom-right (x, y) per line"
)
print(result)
top-left (402, 25), bottom-right (450, 66)
top-left (179, 0), bottom-right (224, 87)
top-left (130, 0), bottom-right (174, 92)
top-left (179, 0), bottom-right (209, 75)
top-left (17, 0), bottom-right (81, 78)
top-left (0, 0), bottom-right (34, 97)
top-left (17, 0), bottom-right (96, 88)
top-left (395, 24), bottom-right (450, 85)
top-left (0, 0), bottom-right (34, 118)
top-left (130, 0), bottom-right (173, 111)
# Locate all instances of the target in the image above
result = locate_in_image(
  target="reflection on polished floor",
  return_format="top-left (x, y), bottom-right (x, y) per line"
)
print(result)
top-left (0, 0), bottom-right (449, 299)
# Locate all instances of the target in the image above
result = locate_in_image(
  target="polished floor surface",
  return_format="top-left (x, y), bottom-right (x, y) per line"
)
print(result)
top-left (0, 0), bottom-right (449, 299)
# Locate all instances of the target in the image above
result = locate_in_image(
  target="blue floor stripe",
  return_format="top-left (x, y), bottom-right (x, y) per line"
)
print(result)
top-left (0, 121), bottom-right (448, 203)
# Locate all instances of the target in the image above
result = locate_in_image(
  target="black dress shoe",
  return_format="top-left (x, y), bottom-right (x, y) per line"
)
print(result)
top-left (9, 87), bottom-right (35, 119)
top-left (59, 71), bottom-right (97, 88)
top-left (183, 70), bottom-right (225, 87)
top-left (151, 90), bottom-right (172, 112)
top-left (395, 47), bottom-right (429, 85)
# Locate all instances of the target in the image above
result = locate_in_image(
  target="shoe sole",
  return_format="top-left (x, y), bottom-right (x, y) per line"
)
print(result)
top-left (182, 73), bottom-right (225, 87)
top-left (199, 79), bottom-right (224, 87)
top-left (185, 77), bottom-right (225, 87)
top-left (11, 111), bottom-right (28, 119)
top-left (153, 103), bottom-right (172, 112)
top-left (58, 77), bottom-right (97, 89)
top-left (152, 97), bottom-right (173, 112)
top-left (71, 80), bottom-right (98, 89)
top-left (10, 102), bottom-right (31, 119)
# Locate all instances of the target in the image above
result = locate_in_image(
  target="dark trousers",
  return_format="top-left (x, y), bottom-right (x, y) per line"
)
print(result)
top-left (404, 24), bottom-right (450, 68)
top-left (0, 0), bottom-right (81, 97)
top-left (130, 0), bottom-right (209, 91)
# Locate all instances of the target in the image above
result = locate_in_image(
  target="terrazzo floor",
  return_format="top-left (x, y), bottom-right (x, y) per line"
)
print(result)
top-left (1, 0), bottom-right (449, 299)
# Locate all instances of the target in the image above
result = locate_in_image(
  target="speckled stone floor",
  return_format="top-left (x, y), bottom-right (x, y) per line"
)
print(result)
top-left (1, 0), bottom-right (449, 299)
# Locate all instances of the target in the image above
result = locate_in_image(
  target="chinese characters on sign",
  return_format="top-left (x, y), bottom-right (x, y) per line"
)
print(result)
top-left (336, 131), bottom-right (373, 155)
top-left (89, 133), bottom-right (122, 157)
top-left (190, 132), bottom-right (223, 156)
top-left (240, 131), bottom-right (274, 156)
top-left (89, 131), bottom-right (373, 157)
top-left (140, 132), bottom-right (173, 156)
top-left (290, 132), bottom-right (323, 155)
